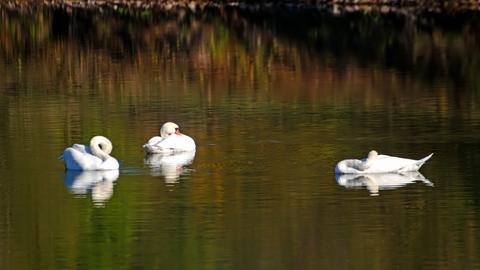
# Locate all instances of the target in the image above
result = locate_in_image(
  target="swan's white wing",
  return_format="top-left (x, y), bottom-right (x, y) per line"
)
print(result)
top-left (143, 136), bottom-right (167, 153)
top-left (72, 144), bottom-right (89, 154)
top-left (145, 134), bottom-right (196, 153)
top-left (398, 153), bottom-right (433, 172)
top-left (62, 147), bottom-right (104, 170)
top-left (366, 154), bottom-right (433, 173)
top-left (336, 154), bottom-right (433, 174)
top-left (97, 157), bottom-right (120, 170)
top-left (363, 155), bottom-right (413, 173)
top-left (146, 136), bottom-right (164, 145)
top-left (170, 134), bottom-right (196, 151)
top-left (59, 144), bottom-right (87, 160)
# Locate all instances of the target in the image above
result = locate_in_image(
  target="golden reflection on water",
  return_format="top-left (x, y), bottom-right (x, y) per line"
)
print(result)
top-left (1, 7), bottom-right (480, 270)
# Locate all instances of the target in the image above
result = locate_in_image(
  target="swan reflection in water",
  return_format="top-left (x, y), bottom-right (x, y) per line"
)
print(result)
top-left (64, 170), bottom-right (119, 206)
top-left (336, 171), bottom-right (433, 196)
top-left (144, 151), bottom-right (195, 183)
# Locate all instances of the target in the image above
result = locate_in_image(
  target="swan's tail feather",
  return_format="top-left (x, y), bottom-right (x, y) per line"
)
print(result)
top-left (412, 153), bottom-right (433, 171)
top-left (417, 153), bottom-right (434, 167)
top-left (398, 153), bottom-right (433, 172)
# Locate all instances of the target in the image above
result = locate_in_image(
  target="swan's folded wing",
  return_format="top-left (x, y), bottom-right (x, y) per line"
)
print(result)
top-left (364, 154), bottom-right (433, 173)
top-left (62, 147), bottom-right (103, 170)
top-left (145, 134), bottom-right (196, 153)
top-left (60, 144), bottom-right (86, 160)
top-left (398, 153), bottom-right (433, 172)
top-left (143, 143), bottom-right (169, 154)
top-left (98, 157), bottom-right (120, 170)
top-left (143, 136), bottom-right (167, 153)
top-left (363, 155), bottom-right (411, 173)
top-left (72, 144), bottom-right (89, 154)
top-left (147, 136), bottom-right (164, 146)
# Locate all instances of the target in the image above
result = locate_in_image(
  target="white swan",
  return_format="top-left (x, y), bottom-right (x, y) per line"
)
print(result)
top-left (60, 136), bottom-right (120, 170)
top-left (143, 122), bottom-right (196, 154)
top-left (336, 171), bottom-right (433, 196)
top-left (144, 151), bottom-right (196, 183)
top-left (335, 150), bottom-right (433, 174)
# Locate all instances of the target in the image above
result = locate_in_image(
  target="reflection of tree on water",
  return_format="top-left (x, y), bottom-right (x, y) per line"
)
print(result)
top-left (144, 151), bottom-right (195, 184)
top-left (336, 171), bottom-right (433, 196)
top-left (64, 170), bottom-right (119, 206)
top-left (1, 7), bottom-right (479, 91)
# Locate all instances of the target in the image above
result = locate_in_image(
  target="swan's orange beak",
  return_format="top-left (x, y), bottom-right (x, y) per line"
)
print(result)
top-left (175, 129), bottom-right (181, 135)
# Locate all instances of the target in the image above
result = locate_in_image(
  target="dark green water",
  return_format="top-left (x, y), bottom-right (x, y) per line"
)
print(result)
top-left (1, 7), bottom-right (480, 269)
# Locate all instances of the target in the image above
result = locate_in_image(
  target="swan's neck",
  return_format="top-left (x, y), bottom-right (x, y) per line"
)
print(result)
top-left (90, 136), bottom-right (113, 161)
top-left (353, 151), bottom-right (378, 171)
top-left (363, 157), bottom-right (375, 168)
top-left (91, 145), bottom-right (109, 160)
top-left (362, 150), bottom-right (378, 169)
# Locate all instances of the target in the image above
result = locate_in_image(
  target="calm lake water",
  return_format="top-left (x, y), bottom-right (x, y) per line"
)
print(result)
top-left (1, 6), bottom-right (480, 269)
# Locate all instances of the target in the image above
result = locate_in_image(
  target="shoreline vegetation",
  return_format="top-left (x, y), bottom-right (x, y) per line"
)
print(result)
top-left (2, 0), bottom-right (480, 93)
top-left (2, 0), bottom-right (480, 15)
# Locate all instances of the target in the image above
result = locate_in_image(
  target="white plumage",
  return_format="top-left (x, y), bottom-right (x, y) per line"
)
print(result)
top-left (335, 151), bottom-right (433, 174)
top-left (60, 136), bottom-right (119, 170)
top-left (143, 122), bottom-right (196, 154)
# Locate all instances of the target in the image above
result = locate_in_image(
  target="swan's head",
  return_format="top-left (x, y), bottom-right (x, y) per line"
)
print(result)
top-left (90, 136), bottom-right (113, 159)
top-left (368, 150), bottom-right (378, 160)
top-left (160, 122), bottom-right (180, 138)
